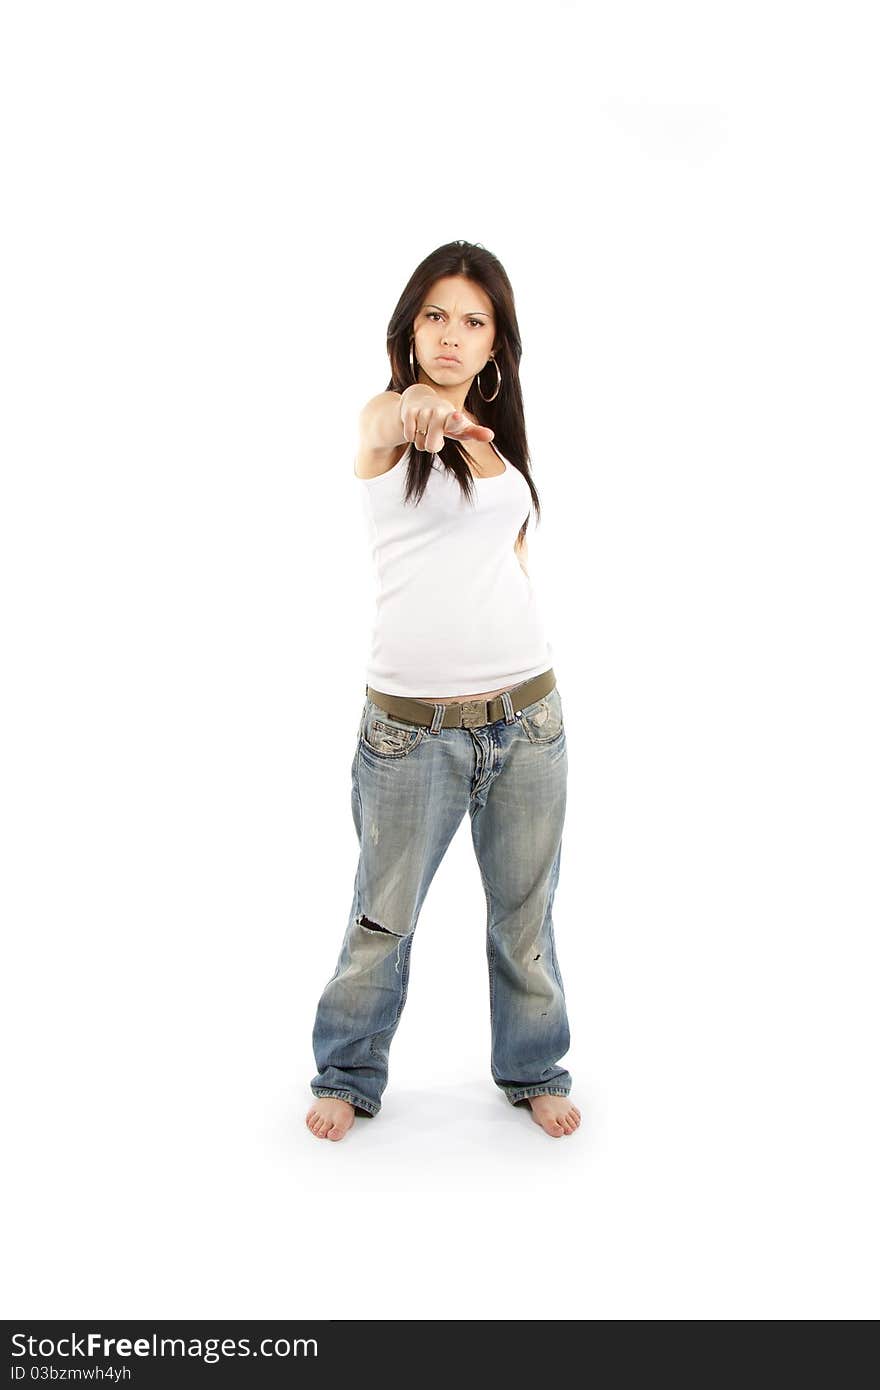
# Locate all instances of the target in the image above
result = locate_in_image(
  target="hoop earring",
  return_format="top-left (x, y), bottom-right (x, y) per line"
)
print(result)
top-left (476, 355), bottom-right (501, 401)
top-left (409, 337), bottom-right (417, 379)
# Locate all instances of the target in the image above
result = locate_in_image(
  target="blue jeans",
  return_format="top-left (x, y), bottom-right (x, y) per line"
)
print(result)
top-left (310, 679), bottom-right (572, 1116)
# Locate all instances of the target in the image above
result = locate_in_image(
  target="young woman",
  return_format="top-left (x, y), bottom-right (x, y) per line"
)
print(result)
top-left (306, 240), bottom-right (580, 1141)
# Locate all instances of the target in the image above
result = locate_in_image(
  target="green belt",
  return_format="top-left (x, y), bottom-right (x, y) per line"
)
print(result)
top-left (365, 667), bottom-right (556, 730)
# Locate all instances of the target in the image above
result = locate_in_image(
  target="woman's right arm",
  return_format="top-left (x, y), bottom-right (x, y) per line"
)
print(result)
top-left (359, 385), bottom-right (495, 454)
top-left (359, 386), bottom-right (437, 450)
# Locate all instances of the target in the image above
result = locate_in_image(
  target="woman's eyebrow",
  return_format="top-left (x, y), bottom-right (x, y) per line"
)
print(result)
top-left (423, 303), bottom-right (493, 319)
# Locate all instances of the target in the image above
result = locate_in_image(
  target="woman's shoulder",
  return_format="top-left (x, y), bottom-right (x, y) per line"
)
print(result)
top-left (354, 442), bottom-right (410, 481)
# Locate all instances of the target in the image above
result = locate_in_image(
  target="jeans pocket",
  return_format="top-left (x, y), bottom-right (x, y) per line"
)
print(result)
top-left (519, 685), bottom-right (565, 744)
top-left (361, 701), bottom-right (427, 758)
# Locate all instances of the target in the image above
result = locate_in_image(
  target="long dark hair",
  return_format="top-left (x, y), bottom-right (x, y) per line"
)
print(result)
top-left (384, 240), bottom-right (540, 547)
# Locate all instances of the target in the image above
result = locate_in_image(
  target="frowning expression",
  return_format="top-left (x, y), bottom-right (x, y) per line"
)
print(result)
top-left (412, 275), bottom-right (496, 388)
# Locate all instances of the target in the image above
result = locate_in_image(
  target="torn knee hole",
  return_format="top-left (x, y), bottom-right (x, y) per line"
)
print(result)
top-left (357, 913), bottom-right (398, 936)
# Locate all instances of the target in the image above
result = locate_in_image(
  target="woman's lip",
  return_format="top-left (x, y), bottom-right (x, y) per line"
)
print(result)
top-left (436, 356), bottom-right (460, 363)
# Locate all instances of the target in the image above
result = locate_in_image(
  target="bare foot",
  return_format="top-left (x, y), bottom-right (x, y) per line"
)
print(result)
top-left (306, 1097), bottom-right (356, 1141)
top-left (527, 1095), bottom-right (581, 1137)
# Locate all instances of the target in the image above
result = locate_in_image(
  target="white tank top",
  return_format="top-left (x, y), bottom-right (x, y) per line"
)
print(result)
top-left (358, 443), bottom-right (553, 697)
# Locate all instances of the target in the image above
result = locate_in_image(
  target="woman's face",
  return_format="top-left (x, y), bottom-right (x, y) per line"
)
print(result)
top-left (411, 275), bottom-right (496, 391)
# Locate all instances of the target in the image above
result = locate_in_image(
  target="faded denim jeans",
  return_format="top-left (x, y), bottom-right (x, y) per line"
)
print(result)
top-left (310, 680), bottom-right (572, 1116)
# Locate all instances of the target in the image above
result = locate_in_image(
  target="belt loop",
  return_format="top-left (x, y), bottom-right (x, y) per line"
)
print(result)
top-left (500, 690), bottom-right (516, 723)
top-left (429, 702), bottom-right (446, 734)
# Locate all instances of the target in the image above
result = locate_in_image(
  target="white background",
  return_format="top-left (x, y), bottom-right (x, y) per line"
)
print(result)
top-left (2, 0), bottom-right (878, 1320)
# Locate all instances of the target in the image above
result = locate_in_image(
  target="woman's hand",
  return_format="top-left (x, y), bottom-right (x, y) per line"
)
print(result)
top-left (400, 385), bottom-right (494, 453)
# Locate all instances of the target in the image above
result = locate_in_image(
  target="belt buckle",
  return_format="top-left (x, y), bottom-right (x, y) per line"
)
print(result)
top-left (459, 699), bottom-right (487, 728)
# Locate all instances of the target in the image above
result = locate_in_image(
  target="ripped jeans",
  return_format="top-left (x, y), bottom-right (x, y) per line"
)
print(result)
top-left (310, 682), bottom-right (572, 1116)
